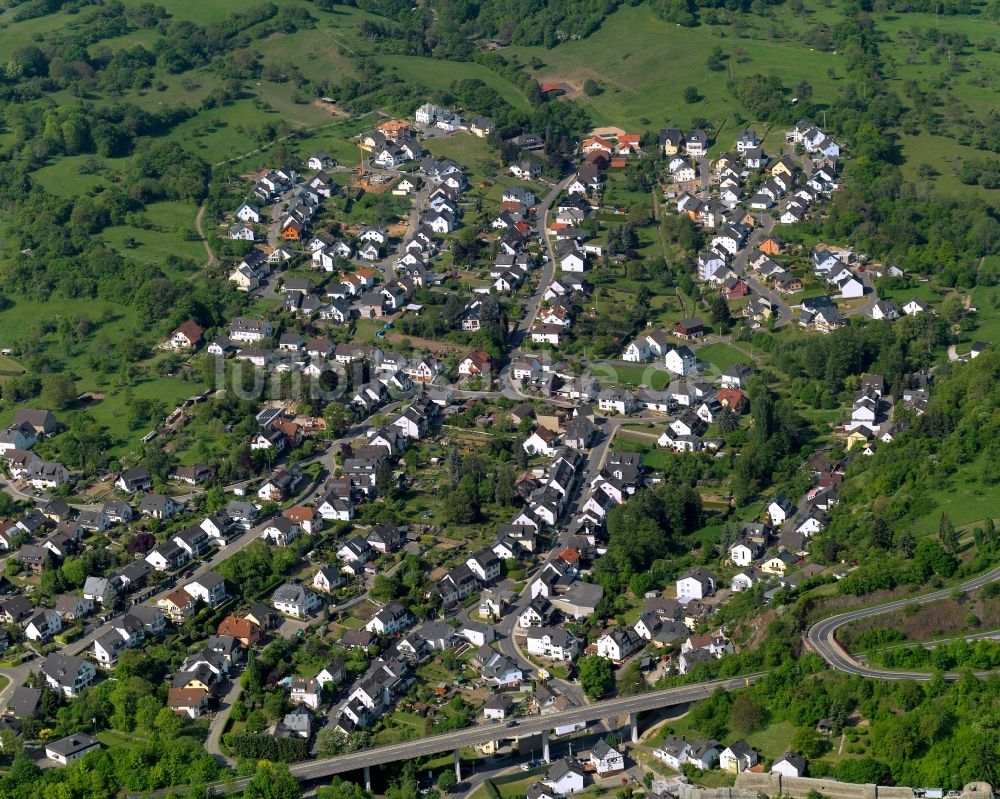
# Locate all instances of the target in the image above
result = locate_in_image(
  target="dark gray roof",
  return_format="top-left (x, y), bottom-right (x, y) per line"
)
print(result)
top-left (7, 687), bottom-right (41, 718)
top-left (46, 733), bottom-right (98, 758)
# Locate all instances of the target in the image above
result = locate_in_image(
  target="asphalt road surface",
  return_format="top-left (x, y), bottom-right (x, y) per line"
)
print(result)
top-left (189, 673), bottom-right (766, 796)
top-left (806, 563), bottom-right (1000, 679)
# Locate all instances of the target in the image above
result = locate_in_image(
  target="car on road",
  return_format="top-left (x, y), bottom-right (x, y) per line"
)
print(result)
top-left (505, 720), bottom-right (518, 728)
top-left (520, 764), bottom-right (530, 772)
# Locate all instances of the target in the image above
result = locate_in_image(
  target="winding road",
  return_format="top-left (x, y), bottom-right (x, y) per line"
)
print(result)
top-left (806, 563), bottom-right (1000, 679)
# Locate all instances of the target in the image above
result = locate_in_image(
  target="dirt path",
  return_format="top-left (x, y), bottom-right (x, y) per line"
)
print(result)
top-left (194, 204), bottom-right (217, 268)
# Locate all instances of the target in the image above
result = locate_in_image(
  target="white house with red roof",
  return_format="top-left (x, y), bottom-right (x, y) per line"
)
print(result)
top-left (170, 320), bottom-right (204, 350)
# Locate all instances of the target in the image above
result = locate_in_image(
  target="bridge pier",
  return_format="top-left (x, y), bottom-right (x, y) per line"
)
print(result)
top-left (542, 729), bottom-right (550, 763)
top-left (629, 712), bottom-right (639, 744)
top-left (454, 748), bottom-right (461, 781)
top-left (364, 766), bottom-right (371, 793)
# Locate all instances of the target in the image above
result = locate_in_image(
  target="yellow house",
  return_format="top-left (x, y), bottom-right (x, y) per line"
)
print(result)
top-left (157, 587), bottom-right (195, 623)
top-left (761, 551), bottom-right (798, 575)
top-left (771, 157), bottom-right (796, 178)
top-left (660, 128), bottom-right (682, 156)
top-left (174, 673), bottom-right (213, 693)
top-left (846, 428), bottom-right (873, 451)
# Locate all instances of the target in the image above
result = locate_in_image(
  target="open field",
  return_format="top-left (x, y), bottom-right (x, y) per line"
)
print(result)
top-left (0, 355), bottom-right (25, 383)
top-left (374, 55), bottom-right (530, 111)
top-left (505, 5), bottom-right (841, 137)
top-left (101, 201), bottom-right (206, 267)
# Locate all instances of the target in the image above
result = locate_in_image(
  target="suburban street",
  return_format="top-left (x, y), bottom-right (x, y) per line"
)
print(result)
top-left (511, 173), bottom-right (578, 347)
top-left (729, 213), bottom-right (795, 329)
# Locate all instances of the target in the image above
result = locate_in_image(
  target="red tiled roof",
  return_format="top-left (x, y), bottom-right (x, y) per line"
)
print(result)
top-left (174, 320), bottom-right (204, 344)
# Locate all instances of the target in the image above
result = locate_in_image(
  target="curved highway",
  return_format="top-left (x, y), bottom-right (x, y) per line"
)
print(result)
top-left (806, 563), bottom-right (1000, 680)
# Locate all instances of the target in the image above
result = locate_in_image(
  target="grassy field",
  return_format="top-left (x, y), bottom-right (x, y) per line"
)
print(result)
top-left (375, 55), bottom-right (529, 111)
top-left (911, 462), bottom-right (1000, 536)
top-left (695, 342), bottom-right (750, 373)
top-left (596, 362), bottom-right (671, 389)
top-left (424, 133), bottom-right (502, 186)
top-left (0, 355), bottom-right (25, 383)
top-left (31, 155), bottom-right (109, 197)
top-left (505, 5), bottom-right (840, 136)
top-left (101, 200), bottom-right (206, 267)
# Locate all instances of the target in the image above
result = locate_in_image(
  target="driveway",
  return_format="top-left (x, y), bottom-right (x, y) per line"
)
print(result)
top-left (204, 679), bottom-right (242, 766)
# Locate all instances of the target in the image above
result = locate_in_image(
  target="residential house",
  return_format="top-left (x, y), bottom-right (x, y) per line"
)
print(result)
top-left (676, 568), bottom-right (716, 601)
top-left (767, 494), bottom-right (796, 525)
top-left (544, 758), bottom-right (586, 795)
top-left (167, 687), bottom-right (210, 719)
top-left (217, 615), bottom-right (264, 647)
top-left (526, 627), bottom-right (578, 661)
top-left (261, 517), bottom-right (301, 547)
top-left (140, 494), bottom-right (178, 520)
top-left (903, 298), bottom-right (929, 316)
top-left (483, 694), bottom-right (516, 721)
top-left (45, 733), bottom-right (100, 766)
top-left (313, 566), bottom-right (345, 594)
top-left (720, 741), bottom-right (759, 774)
top-left (13, 409), bottom-right (58, 438)
top-left (290, 676), bottom-right (321, 710)
top-left (185, 572), bottom-right (227, 607)
top-left (596, 627), bottom-right (643, 663)
top-left (173, 525), bottom-right (210, 558)
top-left (366, 600), bottom-right (413, 635)
top-left (772, 753), bottom-right (807, 777)
top-left (41, 653), bottom-right (96, 697)
top-left (589, 739), bottom-right (625, 776)
top-left (25, 609), bottom-right (62, 642)
top-left (523, 427), bottom-right (559, 457)
top-left (664, 345), bottom-right (698, 376)
top-left (28, 460), bottom-right (70, 490)
top-left (158, 587), bottom-right (196, 622)
top-left (272, 583), bottom-right (322, 618)
top-left (673, 318), bottom-right (704, 341)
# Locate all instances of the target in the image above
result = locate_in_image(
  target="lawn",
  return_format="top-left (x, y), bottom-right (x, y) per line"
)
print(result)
top-left (595, 362), bottom-right (670, 389)
top-left (96, 729), bottom-right (149, 749)
top-left (86, 375), bottom-right (209, 455)
top-left (695, 342), bottom-right (750, 373)
top-left (967, 286), bottom-right (1000, 347)
top-left (164, 97), bottom-right (336, 166)
top-left (744, 720), bottom-right (797, 761)
top-left (878, 281), bottom-right (945, 308)
top-left (0, 298), bottom-right (139, 366)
